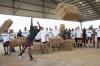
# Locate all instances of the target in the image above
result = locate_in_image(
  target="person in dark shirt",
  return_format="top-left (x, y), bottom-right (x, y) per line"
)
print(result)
top-left (68, 28), bottom-right (71, 39)
top-left (82, 28), bottom-right (86, 47)
top-left (17, 30), bottom-right (23, 38)
top-left (18, 19), bottom-right (41, 61)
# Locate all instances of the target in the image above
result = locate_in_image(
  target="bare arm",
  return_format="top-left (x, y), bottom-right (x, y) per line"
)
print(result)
top-left (37, 22), bottom-right (41, 29)
top-left (31, 17), bottom-right (33, 26)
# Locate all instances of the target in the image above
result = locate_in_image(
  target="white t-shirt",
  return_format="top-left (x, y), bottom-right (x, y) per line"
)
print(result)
top-left (9, 33), bottom-right (16, 40)
top-left (48, 31), bottom-right (54, 38)
top-left (35, 30), bottom-right (49, 42)
top-left (86, 30), bottom-right (93, 37)
top-left (70, 30), bottom-right (75, 39)
top-left (53, 29), bottom-right (60, 38)
top-left (96, 29), bottom-right (100, 37)
top-left (22, 31), bottom-right (29, 38)
top-left (75, 29), bottom-right (82, 38)
top-left (45, 30), bottom-right (49, 41)
top-left (2, 33), bottom-right (10, 43)
top-left (40, 30), bottom-right (48, 42)
top-left (35, 31), bottom-right (41, 40)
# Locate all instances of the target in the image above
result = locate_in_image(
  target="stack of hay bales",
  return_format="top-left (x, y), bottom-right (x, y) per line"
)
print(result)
top-left (55, 2), bottom-right (80, 20)
top-left (61, 39), bottom-right (75, 50)
top-left (0, 19), bottom-right (13, 33)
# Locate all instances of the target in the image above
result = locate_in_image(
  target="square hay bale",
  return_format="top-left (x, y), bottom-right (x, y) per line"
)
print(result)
top-left (32, 42), bottom-right (42, 51)
top-left (61, 39), bottom-right (75, 50)
top-left (17, 37), bottom-right (25, 44)
top-left (0, 19), bottom-right (13, 33)
top-left (9, 39), bottom-right (18, 47)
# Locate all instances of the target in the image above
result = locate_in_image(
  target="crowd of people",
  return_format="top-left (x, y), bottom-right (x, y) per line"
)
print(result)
top-left (1, 20), bottom-right (60, 61)
top-left (63, 25), bottom-right (100, 48)
top-left (1, 20), bottom-right (100, 61)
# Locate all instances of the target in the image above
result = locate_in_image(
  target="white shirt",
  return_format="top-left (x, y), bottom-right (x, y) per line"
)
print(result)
top-left (75, 29), bottom-right (82, 38)
top-left (9, 33), bottom-right (16, 40)
top-left (48, 31), bottom-right (54, 38)
top-left (45, 30), bottom-right (49, 41)
top-left (71, 30), bottom-right (75, 39)
top-left (22, 31), bottom-right (29, 38)
top-left (35, 31), bottom-right (41, 40)
top-left (2, 33), bottom-right (10, 43)
top-left (53, 29), bottom-right (60, 38)
top-left (40, 30), bottom-right (48, 42)
top-left (86, 30), bottom-right (93, 37)
top-left (96, 28), bottom-right (100, 37)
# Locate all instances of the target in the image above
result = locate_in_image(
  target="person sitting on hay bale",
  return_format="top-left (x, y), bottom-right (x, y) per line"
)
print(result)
top-left (9, 29), bottom-right (16, 52)
top-left (18, 19), bottom-right (41, 61)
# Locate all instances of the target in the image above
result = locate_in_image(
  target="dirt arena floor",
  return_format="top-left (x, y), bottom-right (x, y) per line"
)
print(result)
top-left (0, 43), bottom-right (100, 66)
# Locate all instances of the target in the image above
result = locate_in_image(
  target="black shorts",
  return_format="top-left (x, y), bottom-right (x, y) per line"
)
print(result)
top-left (75, 38), bottom-right (82, 43)
top-left (35, 39), bottom-right (41, 42)
top-left (42, 42), bottom-right (47, 43)
top-left (3, 41), bottom-right (9, 47)
top-left (97, 37), bottom-right (100, 40)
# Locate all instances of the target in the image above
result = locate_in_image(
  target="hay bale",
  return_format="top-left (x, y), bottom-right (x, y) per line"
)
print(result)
top-left (0, 19), bottom-right (13, 33)
top-left (17, 37), bottom-right (25, 45)
top-left (55, 2), bottom-right (80, 20)
top-left (9, 39), bottom-right (18, 47)
top-left (32, 42), bottom-right (42, 51)
top-left (9, 37), bottom-right (25, 47)
top-left (61, 39), bottom-right (75, 50)
top-left (59, 24), bottom-right (65, 37)
top-left (59, 24), bottom-right (65, 32)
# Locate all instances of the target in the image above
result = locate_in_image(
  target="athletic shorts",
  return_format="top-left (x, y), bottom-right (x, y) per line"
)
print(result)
top-left (3, 41), bottom-right (9, 47)
top-left (97, 37), bottom-right (100, 40)
top-left (24, 38), bottom-right (33, 48)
